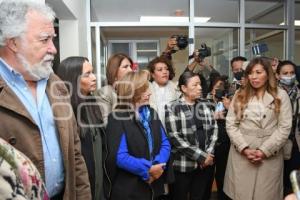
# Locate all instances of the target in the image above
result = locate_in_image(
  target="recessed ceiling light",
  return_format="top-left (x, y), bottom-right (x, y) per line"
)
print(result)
top-left (280, 20), bottom-right (300, 26)
top-left (194, 17), bottom-right (211, 23)
top-left (140, 16), bottom-right (211, 23)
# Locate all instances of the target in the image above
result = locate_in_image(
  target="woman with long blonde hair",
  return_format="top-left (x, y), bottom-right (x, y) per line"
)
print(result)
top-left (224, 57), bottom-right (292, 200)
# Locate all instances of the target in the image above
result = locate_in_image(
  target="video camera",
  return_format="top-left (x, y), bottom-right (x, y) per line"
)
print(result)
top-left (197, 43), bottom-right (211, 60)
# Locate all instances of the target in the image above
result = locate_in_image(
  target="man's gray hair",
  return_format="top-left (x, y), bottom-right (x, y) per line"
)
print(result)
top-left (0, 0), bottom-right (56, 47)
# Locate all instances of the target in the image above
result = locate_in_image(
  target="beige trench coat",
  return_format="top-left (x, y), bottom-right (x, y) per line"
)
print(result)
top-left (224, 88), bottom-right (292, 200)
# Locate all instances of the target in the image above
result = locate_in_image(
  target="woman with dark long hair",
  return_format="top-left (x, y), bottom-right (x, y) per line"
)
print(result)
top-left (56, 56), bottom-right (106, 200)
top-left (224, 57), bottom-right (292, 200)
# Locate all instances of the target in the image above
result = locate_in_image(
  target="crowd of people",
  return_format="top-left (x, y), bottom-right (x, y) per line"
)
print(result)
top-left (0, 1), bottom-right (299, 200)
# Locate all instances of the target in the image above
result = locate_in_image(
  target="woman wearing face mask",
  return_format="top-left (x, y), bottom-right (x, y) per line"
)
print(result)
top-left (276, 60), bottom-right (300, 196)
top-left (148, 56), bottom-right (180, 126)
top-left (95, 53), bottom-right (133, 126)
top-left (56, 57), bottom-right (106, 200)
top-left (224, 57), bottom-right (292, 200)
top-left (165, 71), bottom-right (218, 200)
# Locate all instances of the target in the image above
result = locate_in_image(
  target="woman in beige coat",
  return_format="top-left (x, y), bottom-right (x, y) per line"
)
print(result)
top-left (224, 57), bottom-right (292, 200)
top-left (95, 53), bottom-right (133, 126)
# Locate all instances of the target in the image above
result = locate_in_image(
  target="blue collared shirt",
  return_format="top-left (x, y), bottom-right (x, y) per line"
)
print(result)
top-left (0, 58), bottom-right (65, 197)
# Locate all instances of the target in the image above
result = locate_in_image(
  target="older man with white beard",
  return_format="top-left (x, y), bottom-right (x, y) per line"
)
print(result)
top-left (0, 0), bottom-right (91, 200)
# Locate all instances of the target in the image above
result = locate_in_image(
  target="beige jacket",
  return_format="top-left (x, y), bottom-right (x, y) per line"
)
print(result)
top-left (224, 88), bottom-right (292, 200)
top-left (95, 85), bottom-right (117, 127)
top-left (0, 74), bottom-right (91, 200)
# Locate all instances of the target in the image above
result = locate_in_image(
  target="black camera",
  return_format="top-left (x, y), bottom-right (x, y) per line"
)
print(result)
top-left (197, 43), bottom-right (211, 59)
top-left (172, 35), bottom-right (188, 50)
top-left (215, 89), bottom-right (226, 100)
top-left (188, 43), bottom-right (211, 60)
top-left (215, 89), bottom-right (234, 101)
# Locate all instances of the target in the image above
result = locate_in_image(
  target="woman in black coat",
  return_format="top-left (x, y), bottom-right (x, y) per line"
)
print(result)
top-left (56, 56), bottom-right (106, 200)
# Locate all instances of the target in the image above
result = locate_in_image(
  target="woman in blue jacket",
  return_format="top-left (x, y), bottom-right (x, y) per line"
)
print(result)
top-left (105, 70), bottom-right (171, 200)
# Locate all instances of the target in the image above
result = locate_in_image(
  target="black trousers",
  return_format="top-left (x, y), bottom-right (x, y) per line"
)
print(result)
top-left (169, 166), bottom-right (214, 200)
top-left (50, 192), bottom-right (64, 200)
top-left (214, 143), bottom-right (231, 200)
top-left (50, 187), bottom-right (65, 200)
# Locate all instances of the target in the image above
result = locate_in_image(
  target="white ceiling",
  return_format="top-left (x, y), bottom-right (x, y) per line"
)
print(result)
top-left (90, 0), bottom-right (300, 39)
top-left (91, 0), bottom-right (189, 22)
top-left (90, 0), bottom-right (294, 22)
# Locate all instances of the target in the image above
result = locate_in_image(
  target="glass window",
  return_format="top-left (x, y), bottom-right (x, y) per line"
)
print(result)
top-left (136, 42), bottom-right (158, 70)
top-left (297, 2), bottom-right (300, 22)
top-left (245, 29), bottom-right (284, 60)
top-left (295, 30), bottom-right (300, 64)
top-left (103, 27), bottom-right (188, 77)
top-left (110, 43), bottom-right (131, 56)
top-left (195, 0), bottom-right (239, 23)
top-left (295, 2), bottom-right (300, 64)
top-left (194, 27), bottom-right (239, 78)
top-left (91, 27), bottom-right (96, 73)
top-left (245, 0), bottom-right (284, 25)
top-left (90, 0), bottom-right (189, 22)
top-left (100, 37), bottom-right (106, 86)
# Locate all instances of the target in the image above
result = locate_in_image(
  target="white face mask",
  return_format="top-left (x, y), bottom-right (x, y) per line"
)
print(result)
top-left (17, 53), bottom-right (54, 81)
top-left (280, 75), bottom-right (296, 86)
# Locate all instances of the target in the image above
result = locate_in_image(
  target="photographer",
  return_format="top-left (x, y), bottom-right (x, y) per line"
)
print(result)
top-left (161, 36), bottom-right (215, 98)
top-left (161, 35), bottom-right (189, 60)
top-left (161, 36), bottom-right (178, 60)
top-left (230, 56), bottom-right (247, 92)
top-left (185, 47), bottom-right (217, 98)
top-left (207, 76), bottom-right (232, 200)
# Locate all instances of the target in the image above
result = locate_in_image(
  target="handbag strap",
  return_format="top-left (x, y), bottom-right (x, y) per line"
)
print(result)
top-left (291, 99), bottom-right (299, 139)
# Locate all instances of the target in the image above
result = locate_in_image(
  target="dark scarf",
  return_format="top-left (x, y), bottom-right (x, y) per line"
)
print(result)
top-left (279, 82), bottom-right (299, 104)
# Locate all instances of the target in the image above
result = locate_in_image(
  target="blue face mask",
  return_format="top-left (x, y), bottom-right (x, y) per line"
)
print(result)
top-left (280, 75), bottom-right (296, 86)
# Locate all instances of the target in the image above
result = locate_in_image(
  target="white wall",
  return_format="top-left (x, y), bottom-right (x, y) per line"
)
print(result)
top-left (59, 20), bottom-right (80, 59)
top-left (48, 0), bottom-right (88, 60)
top-left (61, 0), bottom-right (88, 58)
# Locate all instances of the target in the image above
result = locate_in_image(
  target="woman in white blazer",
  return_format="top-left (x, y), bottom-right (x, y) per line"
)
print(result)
top-left (148, 56), bottom-right (180, 126)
